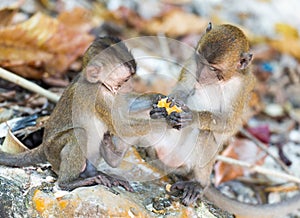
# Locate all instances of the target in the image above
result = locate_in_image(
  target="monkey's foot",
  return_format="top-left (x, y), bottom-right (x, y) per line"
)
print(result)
top-left (170, 181), bottom-right (202, 206)
top-left (59, 172), bottom-right (134, 192)
top-left (91, 172), bottom-right (134, 192)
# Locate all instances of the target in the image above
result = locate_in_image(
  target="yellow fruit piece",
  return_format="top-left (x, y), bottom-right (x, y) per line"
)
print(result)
top-left (157, 98), bottom-right (182, 115)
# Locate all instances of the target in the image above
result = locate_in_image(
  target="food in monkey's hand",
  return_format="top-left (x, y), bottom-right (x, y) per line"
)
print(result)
top-left (157, 97), bottom-right (183, 115)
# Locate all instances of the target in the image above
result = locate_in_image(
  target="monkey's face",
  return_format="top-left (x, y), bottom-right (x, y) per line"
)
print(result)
top-left (196, 52), bottom-right (251, 84)
top-left (102, 65), bottom-right (133, 94)
top-left (195, 54), bottom-right (226, 84)
top-left (196, 24), bottom-right (252, 83)
top-left (85, 56), bottom-right (135, 94)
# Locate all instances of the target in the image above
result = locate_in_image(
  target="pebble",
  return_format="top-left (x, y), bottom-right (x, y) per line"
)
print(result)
top-left (264, 104), bottom-right (285, 117)
top-left (289, 130), bottom-right (300, 143)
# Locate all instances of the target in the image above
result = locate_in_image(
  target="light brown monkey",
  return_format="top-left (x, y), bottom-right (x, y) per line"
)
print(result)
top-left (0, 37), bottom-right (157, 191)
top-left (149, 23), bottom-right (300, 218)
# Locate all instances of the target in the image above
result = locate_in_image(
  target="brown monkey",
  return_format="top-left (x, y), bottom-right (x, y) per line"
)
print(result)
top-left (149, 23), bottom-right (300, 217)
top-left (0, 37), bottom-right (156, 191)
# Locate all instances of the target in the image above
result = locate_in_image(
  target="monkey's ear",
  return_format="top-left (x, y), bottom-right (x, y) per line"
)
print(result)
top-left (239, 53), bottom-right (253, 70)
top-left (206, 22), bottom-right (212, 33)
top-left (85, 65), bottom-right (103, 83)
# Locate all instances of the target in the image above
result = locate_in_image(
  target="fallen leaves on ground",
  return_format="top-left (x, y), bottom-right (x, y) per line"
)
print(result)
top-left (0, 7), bottom-right (94, 79)
top-left (144, 8), bottom-right (208, 37)
top-left (100, 6), bottom-right (208, 38)
top-left (214, 126), bottom-right (270, 185)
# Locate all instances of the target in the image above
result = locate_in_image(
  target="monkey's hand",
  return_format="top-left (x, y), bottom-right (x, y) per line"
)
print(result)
top-left (150, 94), bottom-right (168, 119)
top-left (169, 181), bottom-right (202, 206)
top-left (166, 99), bottom-right (192, 130)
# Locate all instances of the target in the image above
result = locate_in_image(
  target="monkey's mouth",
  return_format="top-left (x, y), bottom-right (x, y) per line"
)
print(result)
top-left (102, 83), bottom-right (118, 94)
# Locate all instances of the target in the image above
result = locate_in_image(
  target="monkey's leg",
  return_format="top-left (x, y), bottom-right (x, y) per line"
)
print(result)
top-left (100, 132), bottom-right (129, 168)
top-left (58, 142), bottom-right (133, 192)
top-left (59, 158), bottom-right (133, 192)
top-left (170, 131), bottom-right (217, 206)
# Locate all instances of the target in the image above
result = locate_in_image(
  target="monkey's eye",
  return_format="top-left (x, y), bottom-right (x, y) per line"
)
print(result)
top-left (217, 73), bottom-right (224, 80)
top-left (209, 66), bottom-right (218, 71)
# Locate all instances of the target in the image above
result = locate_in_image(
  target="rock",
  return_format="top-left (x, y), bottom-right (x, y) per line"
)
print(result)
top-left (0, 152), bottom-right (231, 218)
top-left (0, 176), bottom-right (28, 218)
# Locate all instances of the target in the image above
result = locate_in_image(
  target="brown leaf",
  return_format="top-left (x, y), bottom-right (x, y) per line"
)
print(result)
top-left (58, 7), bottom-right (94, 33)
top-left (0, 8), bottom-right (17, 27)
top-left (107, 7), bottom-right (208, 37)
top-left (144, 9), bottom-right (208, 37)
top-left (214, 138), bottom-right (267, 186)
top-left (0, 10), bottom-right (94, 79)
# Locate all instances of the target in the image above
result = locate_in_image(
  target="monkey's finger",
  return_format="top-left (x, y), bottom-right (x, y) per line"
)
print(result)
top-left (166, 120), bottom-right (184, 130)
top-left (181, 105), bottom-right (191, 113)
top-left (168, 112), bottom-right (183, 120)
top-left (170, 111), bottom-right (193, 119)
top-left (166, 97), bottom-right (174, 103)
top-left (153, 94), bottom-right (166, 104)
top-left (96, 175), bottom-right (111, 187)
top-left (169, 115), bottom-right (192, 123)
top-left (150, 111), bottom-right (167, 119)
top-left (189, 188), bottom-right (201, 203)
top-left (150, 108), bottom-right (168, 119)
top-left (167, 119), bottom-right (189, 130)
top-left (172, 125), bottom-right (182, 130)
top-left (167, 115), bottom-right (192, 126)
top-left (166, 118), bottom-right (178, 126)
top-left (174, 99), bottom-right (185, 106)
top-left (169, 100), bottom-right (176, 107)
top-left (170, 181), bottom-right (185, 191)
top-left (182, 189), bottom-right (192, 203)
top-left (118, 180), bottom-right (134, 192)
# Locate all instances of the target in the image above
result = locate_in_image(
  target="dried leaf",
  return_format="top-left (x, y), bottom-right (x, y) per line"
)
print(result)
top-left (275, 23), bottom-right (298, 39)
top-left (214, 138), bottom-right (267, 185)
top-left (270, 23), bottom-right (300, 60)
top-left (0, 8), bottom-right (17, 27)
top-left (247, 125), bottom-right (270, 144)
top-left (58, 7), bottom-right (94, 33)
top-left (106, 7), bottom-right (208, 37)
top-left (145, 9), bottom-right (208, 37)
top-left (1, 129), bottom-right (29, 154)
top-left (0, 10), bottom-right (94, 79)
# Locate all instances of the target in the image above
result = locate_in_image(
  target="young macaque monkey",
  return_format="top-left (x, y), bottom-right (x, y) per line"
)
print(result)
top-left (150, 23), bottom-right (300, 217)
top-left (0, 37), bottom-right (156, 191)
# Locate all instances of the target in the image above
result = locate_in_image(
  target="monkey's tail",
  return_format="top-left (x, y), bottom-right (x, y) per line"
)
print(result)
top-left (205, 185), bottom-right (300, 218)
top-left (0, 146), bottom-right (46, 167)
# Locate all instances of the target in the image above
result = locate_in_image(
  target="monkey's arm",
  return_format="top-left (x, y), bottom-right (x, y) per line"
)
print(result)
top-left (127, 93), bottom-right (160, 113)
top-left (113, 92), bottom-right (165, 137)
top-left (168, 66), bottom-right (197, 101)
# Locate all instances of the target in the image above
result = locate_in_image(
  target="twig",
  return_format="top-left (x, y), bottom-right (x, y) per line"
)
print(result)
top-left (0, 67), bottom-right (60, 103)
top-left (240, 127), bottom-right (291, 174)
top-left (216, 155), bottom-right (300, 184)
top-left (265, 185), bottom-right (299, 193)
